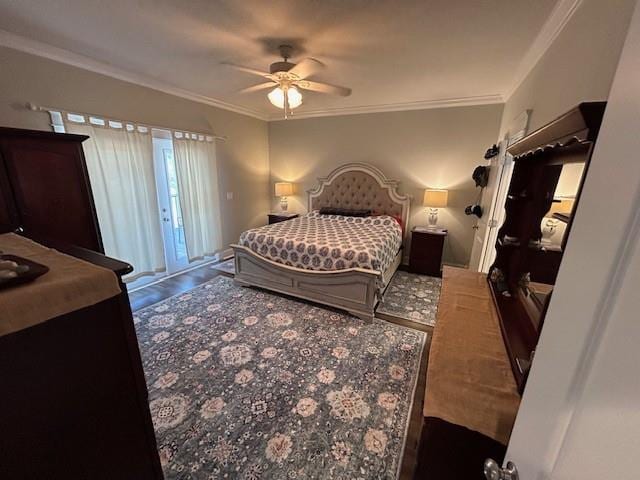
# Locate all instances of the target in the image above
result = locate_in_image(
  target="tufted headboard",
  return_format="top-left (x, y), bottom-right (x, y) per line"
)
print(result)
top-left (308, 163), bottom-right (411, 237)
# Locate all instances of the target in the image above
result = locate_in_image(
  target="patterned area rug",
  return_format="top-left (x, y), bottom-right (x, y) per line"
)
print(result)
top-left (134, 276), bottom-right (426, 479)
top-left (211, 257), bottom-right (235, 275)
top-left (377, 271), bottom-right (442, 327)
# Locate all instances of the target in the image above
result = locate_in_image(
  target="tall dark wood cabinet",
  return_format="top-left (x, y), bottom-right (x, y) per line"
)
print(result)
top-left (488, 102), bottom-right (606, 392)
top-left (0, 126), bottom-right (103, 252)
top-left (0, 126), bottom-right (162, 478)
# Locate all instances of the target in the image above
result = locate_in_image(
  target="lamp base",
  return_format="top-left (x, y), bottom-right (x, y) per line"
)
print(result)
top-left (280, 197), bottom-right (288, 212)
top-left (427, 208), bottom-right (439, 228)
top-left (542, 218), bottom-right (558, 241)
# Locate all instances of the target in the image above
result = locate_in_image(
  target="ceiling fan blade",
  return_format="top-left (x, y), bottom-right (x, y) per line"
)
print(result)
top-left (239, 82), bottom-right (277, 93)
top-left (220, 61), bottom-right (272, 78)
top-left (296, 80), bottom-right (352, 97)
top-left (288, 58), bottom-right (324, 80)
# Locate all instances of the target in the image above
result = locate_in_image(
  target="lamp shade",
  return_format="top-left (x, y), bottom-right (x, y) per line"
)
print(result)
top-left (423, 189), bottom-right (448, 208)
top-left (275, 182), bottom-right (293, 197)
top-left (268, 87), bottom-right (303, 109)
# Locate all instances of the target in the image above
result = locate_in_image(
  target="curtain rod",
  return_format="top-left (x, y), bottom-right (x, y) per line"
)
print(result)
top-left (25, 102), bottom-right (227, 142)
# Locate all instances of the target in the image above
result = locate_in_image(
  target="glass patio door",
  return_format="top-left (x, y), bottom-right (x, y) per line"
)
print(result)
top-left (152, 134), bottom-right (189, 274)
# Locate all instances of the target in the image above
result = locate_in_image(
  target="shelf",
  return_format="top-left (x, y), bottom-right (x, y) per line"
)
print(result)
top-left (527, 242), bottom-right (563, 253)
top-left (507, 193), bottom-right (530, 201)
top-left (552, 212), bottom-right (571, 223)
top-left (507, 102), bottom-right (606, 158)
top-left (498, 237), bottom-right (521, 248)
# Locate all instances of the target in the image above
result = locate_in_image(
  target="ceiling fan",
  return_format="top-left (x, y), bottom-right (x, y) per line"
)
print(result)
top-left (222, 44), bottom-right (352, 118)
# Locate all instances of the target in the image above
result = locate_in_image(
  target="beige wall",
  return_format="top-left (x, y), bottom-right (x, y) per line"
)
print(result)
top-left (500, 0), bottom-right (636, 135)
top-left (0, 46), bottom-right (270, 249)
top-left (268, 104), bottom-right (504, 266)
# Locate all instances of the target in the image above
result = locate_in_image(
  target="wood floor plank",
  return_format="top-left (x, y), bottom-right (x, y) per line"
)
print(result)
top-left (128, 264), bottom-right (223, 311)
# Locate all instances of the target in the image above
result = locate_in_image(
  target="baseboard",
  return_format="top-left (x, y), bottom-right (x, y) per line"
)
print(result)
top-left (443, 261), bottom-right (469, 269)
top-left (218, 248), bottom-right (234, 260)
top-left (400, 262), bottom-right (468, 272)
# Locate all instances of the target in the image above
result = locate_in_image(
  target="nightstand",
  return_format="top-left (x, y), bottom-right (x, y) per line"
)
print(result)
top-left (268, 212), bottom-right (299, 224)
top-left (409, 227), bottom-right (447, 277)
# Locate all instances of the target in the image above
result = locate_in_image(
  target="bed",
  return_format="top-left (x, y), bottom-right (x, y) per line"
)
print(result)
top-left (231, 163), bottom-right (411, 322)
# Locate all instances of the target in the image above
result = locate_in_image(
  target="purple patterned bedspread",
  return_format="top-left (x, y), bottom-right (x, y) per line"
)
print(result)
top-left (238, 211), bottom-right (402, 273)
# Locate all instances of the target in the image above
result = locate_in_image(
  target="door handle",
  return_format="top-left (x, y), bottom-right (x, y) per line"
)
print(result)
top-left (484, 459), bottom-right (519, 480)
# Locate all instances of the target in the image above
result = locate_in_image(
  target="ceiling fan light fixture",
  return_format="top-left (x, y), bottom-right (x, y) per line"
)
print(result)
top-left (268, 86), bottom-right (303, 109)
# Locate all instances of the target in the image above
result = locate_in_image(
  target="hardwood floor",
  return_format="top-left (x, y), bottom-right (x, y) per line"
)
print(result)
top-left (128, 262), bottom-right (231, 311)
top-left (128, 260), bottom-right (429, 480)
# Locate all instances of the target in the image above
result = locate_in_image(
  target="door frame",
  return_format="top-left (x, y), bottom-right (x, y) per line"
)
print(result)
top-left (503, 3), bottom-right (640, 477)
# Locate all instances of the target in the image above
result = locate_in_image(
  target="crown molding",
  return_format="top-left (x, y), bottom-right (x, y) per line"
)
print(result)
top-left (0, 29), bottom-right (270, 121)
top-left (504, 0), bottom-right (583, 101)
top-left (268, 94), bottom-right (505, 121)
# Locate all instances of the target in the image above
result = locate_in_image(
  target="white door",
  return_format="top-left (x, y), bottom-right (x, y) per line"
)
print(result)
top-left (152, 135), bottom-right (189, 274)
top-left (497, 4), bottom-right (640, 478)
top-left (478, 145), bottom-right (511, 273)
top-left (471, 112), bottom-right (530, 273)
top-left (468, 146), bottom-right (502, 271)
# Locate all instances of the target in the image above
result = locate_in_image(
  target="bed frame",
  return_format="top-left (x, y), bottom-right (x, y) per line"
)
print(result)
top-left (231, 163), bottom-right (411, 322)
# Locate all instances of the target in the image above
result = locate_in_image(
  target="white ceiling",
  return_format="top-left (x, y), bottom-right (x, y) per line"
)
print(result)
top-left (0, 0), bottom-right (560, 120)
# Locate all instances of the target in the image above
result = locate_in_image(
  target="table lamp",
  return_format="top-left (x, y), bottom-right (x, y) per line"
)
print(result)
top-left (275, 182), bottom-right (294, 211)
top-left (423, 189), bottom-right (448, 228)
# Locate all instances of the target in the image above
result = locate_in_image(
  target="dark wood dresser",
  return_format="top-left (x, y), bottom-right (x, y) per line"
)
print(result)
top-left (0, 237), bottom-right (163, 479)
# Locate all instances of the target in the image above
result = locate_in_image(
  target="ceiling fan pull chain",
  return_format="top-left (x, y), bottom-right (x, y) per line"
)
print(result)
top-left (284, 85), bottom-right (290, 119)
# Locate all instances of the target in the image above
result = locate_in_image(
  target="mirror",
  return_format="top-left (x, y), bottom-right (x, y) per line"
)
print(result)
top-left (540, 163), bottom-right (585, 249)
top-left (523, 162), bottom-right (586, 327)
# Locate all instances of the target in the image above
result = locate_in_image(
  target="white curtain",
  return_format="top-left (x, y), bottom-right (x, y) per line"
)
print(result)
top-left (173, 134), bottom-right (222, 261)
top-left (64, 118), bottom-right (166, 281)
